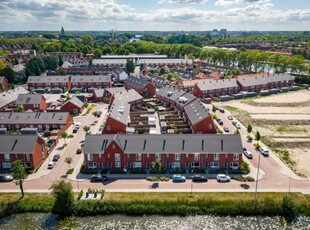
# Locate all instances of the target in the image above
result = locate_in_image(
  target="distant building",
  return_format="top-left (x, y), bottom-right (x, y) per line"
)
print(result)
top-left (59, 27), bottom-right (65, 37)
top-left (16, 94), bottom-right (47, 112)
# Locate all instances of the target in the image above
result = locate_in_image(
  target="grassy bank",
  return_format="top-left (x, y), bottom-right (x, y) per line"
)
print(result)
top-left (0, 192), bottom-right (310, 218)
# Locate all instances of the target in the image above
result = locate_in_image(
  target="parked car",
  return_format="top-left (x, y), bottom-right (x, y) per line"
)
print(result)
top-left (74, 122), bottom-right (81, 129)
top-left (192, 175), bottom-right (208, 182)
top-left (53, 154), bottom-right (60, 161)
top-left (47, 162), bottom-right (56, 169)
top-left (57, 98), bottom-right (64, 103)
top-left (235, 123), bottom-right (241, 129)
top-left (172, 174), bottom-right (186, 182)
top-left (76, 148), bottom-right (82, 154)
top-left (0, 174), bottom-right (13, 182)
top-left (232, 120), bottom-right (237, 125)
top-left (219, 108), bottom-right (225, 113)
top-left (244, 151), bottom-right (253, 159)
top-left (224, 127), bottom-right (229, 132)
top-left (216, 118), bottom-right (221, 122)
top-left (228, 115), bottom-right (233, 120)
top-left (60, 94), bottom-right (66, 98)
top-left (259, 147), bottom-right (270, 157)
top-left (217, 174), bottom-right (231, 182)
top-left (72, 128), bottom-right (78, 133)
top-left (90, 174), bottom-right (107, 182)
top-left (218, 121), bottom-right (223, 125)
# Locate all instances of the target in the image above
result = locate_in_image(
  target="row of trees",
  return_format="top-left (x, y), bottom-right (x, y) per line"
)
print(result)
top-left (200, 48), bottom-right (309, 75)
top-left (25, 55), bottom-right (60, 77)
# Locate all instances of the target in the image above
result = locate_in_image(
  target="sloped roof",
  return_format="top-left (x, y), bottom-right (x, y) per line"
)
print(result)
top-left (0, 87), bottom-right (29, 109)
top-left (71, 75), bottom-right (111, 83)
top-left (16, 94), bottom-right (44, 105)
top-left (0, 112), bottom-right (70, 125)
top-left (124, 76), bottom-right (151, 88)
top-left (84, 134), bottom-right (243, 154)
top-left (175, 93), bottom-right (197, 108)
top-left (196, 79), bottom-right (239, 91)
top-left (27, 76), bottom-right (70, 84)
top-left (62, 96), bottom-right (84, 109)
top-left (113, 89), bottom-right (143, 104)
top-left (107, 99), bottom-right (130, 125)
top-left (0, 134), bottom-right (41, 154)
top-left (156, 86), bottom-right (186, 101)
top-left (184, 99), bottom-right (211, 125)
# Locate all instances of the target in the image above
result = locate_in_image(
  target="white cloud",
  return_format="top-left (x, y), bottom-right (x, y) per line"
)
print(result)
top-left (215, 0), bottom-right (271, 7)
top-left (159, 0), bottom-right (208, 4)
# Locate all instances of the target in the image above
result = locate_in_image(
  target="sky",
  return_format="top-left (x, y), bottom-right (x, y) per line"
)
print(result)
top-left (0, 0), bottom-right (309, 31)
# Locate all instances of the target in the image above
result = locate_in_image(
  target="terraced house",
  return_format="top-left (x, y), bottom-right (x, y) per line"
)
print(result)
top-left (0, 132), bottom-right (47, 170)
top-left (0, 112), bottom-right (73, 132)
top-left (124, 76), bottom-right (156, 97)
top-left (83, 134), bottom-right (243, 171)
top-left (71, 75), bottom-right (112, 93)
top-left (27, 75), bottom-right (71, 92)
top-left (16, 94), bottom-right (47, 112)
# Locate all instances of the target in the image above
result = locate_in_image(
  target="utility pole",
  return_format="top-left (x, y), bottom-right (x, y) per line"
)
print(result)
top-left (254, 150), bottom-right (261, 206)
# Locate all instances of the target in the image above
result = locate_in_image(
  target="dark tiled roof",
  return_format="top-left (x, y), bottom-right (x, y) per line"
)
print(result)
top-left (16, 94), bottom-right (44, 105)
top-left (108, 100), bottom-right (130, 125)
top-left (0, 112), bottom-right (70, 125)
top-left (84, 134), bottom-right (243, 154)
top-left (174, 93), bottom-right (197, 108)
top-left (124, 76), bottom-right (151, 88)
top-left (196, 79), bottom-right (239, 91)
top-left (0, 134), bottom-right (41, 154)
top-left (113, 89), bottom-right (143, 104)
top-left (237, 74), bottom-right (294, 87)
top-left (106, 87), bottom-right (126, 95)
top-left (112, 68), bottom-right (126, 76)
top-left (27, 76), bottom-right (70, 84)
top-left (156, 86), bottom-right (186, 101)
top-left (71, 75), bottom-right (111, 83)
top-left (184, 99), bottom-right (211, 125)
top-left (0, 87), bottom-right (29, 109)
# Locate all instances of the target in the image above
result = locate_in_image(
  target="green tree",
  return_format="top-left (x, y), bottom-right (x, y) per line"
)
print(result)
top-left (125, 59), bottom-right (135, 74)
top-left (212, 105), bottom-right (216, 113)
top-left (240, 161), bottom-right (250, 174)
top-left (50, 180), bottom-right (74, 217)
top-left (255, 131), bottom-right (261, 143)
top-left (17, 105), bottom-right (25, 112)
top-left (25, 57), bottom-right (46, 77)
top-left (83, 125), bottom-right (90, 133)
top-left (247, 124), bottom-right (252, 134)
top-left (152, 160), bottom-right (162, 180)
top-left (159, 67), bottom-right (166, 75)
top-left (58, 56), bottom-right (64, 66)
top-left (43, 55), bottom-right (59, 71)
top-left (65, 157), bottom-right (73, 169)
top-left (11, 160), bottom-right (27, 197)
top-left (60, 131), bottom-right (68, 144)
top-left (0, 60), bottom-right (6, 70)
top-left (57, 69), bottom-right (66, 75)
top-left (82, 35), bottom-right (93, 46)
top-left (0, 66), bottom-right (16, 83)
top-left (282, 195), bottom-right (298, 223)
top-left (93, 48), bottom-right (103, 58)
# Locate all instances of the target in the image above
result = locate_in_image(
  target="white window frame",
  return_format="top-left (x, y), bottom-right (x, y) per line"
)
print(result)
top-left (210, 162), bottom-right (219, 169)
top-left (175, 153), bottom-right (180, 161)
top-left (233, 153), bottom-right (239, 161)
top-left (172, 162), bottom-right (180, 170)
top-left (194, 153), bottom-right (200, 161)
top-left (88, 162), bottom-right (97, 169)
top-left (4, 154), bottom-right (10, 161)
top-left (133, 162), bottom-right (142, 169)
top-left (214, 153), bottom-right (219, 161)
top-left (87, 154), bottom-right (93, 161)
top-left (2, 162), bottom-right (12, 169)
top-left (155, 153), bottom-right (161, 161)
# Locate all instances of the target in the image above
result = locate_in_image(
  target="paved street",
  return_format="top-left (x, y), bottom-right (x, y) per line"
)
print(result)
top-left (0, 102), bottom-right (310, 194)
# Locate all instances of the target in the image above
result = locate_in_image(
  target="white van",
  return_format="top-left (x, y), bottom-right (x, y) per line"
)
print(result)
top-left (259, 147), bottom-right (270, 157)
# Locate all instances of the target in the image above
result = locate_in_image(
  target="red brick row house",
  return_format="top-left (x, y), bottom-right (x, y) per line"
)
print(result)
top-left (0, 76), bottom-right (9, 92)
top-left (102, 89), bottom-right (143, 134)
top-left (92, 87), bottom-right (125, 103)
top-left (71, 75), bottom-right (112, 93)
top-left (27, 76), bottom-right (72, 92)
top-left (83, 134), bottom-right (243, 171)
top-left (156, 86), bottom-right (186, 107)
top-left (16, 94), bottom-right (47, 112)
top-left (124, 76), bottom-right (156, 97)
top-left (184, 99), bottom-right (216, 134)
top-left (193, 79), bottom-right (240, 98)
top-left (0, 133), bottom-right (47, 170)
top-left (60, 96), bottom-right (84, 114)
top-left (0, 112), bottom-right (73, 132)
top-left (0, 87), bottom-right (29, 112)
top-left (236, 74), bottom-right (295, 92)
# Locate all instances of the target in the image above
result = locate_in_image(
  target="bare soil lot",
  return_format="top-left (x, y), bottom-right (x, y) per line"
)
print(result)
top-left (218, 89), bottom-right (310, 177)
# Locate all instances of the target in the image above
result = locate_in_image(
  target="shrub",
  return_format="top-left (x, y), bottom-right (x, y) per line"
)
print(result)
top-left (282, 195), bottom-right (298, 222)
top-left (110, 169), bottom-right (126, 174)
top-left (68, 134), bottom-right (74, 138)
top-left (80, 164), bottom-right (98, 174)
top-left (246, 134), bottom-right (253, 141)
top-left (100, 190), bottom-right (105, 199)
top-left (240, 161), bottom-right (250, 174)
top-left (149, 169), bottom-right (167, 174)
top-left (170, 169), bottom-right (186, 174)
top-left (77, 190), bottom-right (84, 200)
top-left (190, 169), bottom-right (205, 174)
top-left (66, 168), bottom-right (74, 175)
top-left (145, 176), bottom-right (170, 182)
top-left (253, 142), bottom-right (261, 149)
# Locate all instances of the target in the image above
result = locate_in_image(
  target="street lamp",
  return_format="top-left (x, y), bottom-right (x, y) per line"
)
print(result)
top-left (254, 148), bottom-right (261, 206)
